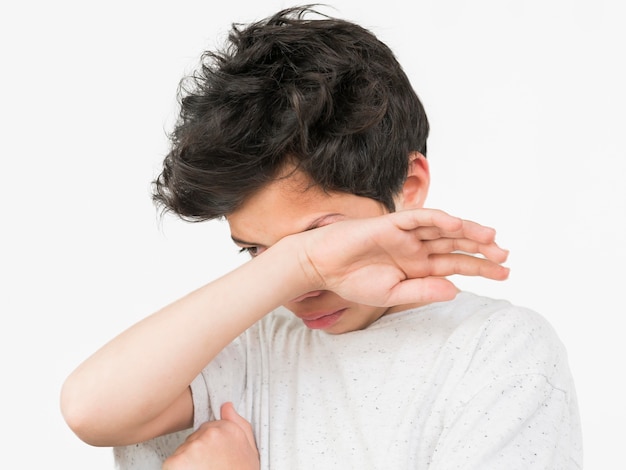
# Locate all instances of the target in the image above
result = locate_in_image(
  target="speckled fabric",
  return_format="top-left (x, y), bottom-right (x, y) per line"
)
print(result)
top-left (116, 292), bottom-right (583, 469)
top-left (113, 429), bottom-right (191, 469)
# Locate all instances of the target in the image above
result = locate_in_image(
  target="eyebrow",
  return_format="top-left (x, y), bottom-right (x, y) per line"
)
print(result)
top-left (230, 213), bottom-right (344, 246)
top-left (230, 235), bottom-right (258, 246)
top-left (303, 213), bottom-right (343, 231)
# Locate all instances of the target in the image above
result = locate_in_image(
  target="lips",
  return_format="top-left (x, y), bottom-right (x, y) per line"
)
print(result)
top-left (299, 308), bottom-right (346, 330)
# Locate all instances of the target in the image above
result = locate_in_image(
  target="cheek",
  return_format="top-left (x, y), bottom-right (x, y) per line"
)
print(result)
top-left (354, 305), bottom-right (389, 327)
top-left (281, 291), bottom-right (345, 313)
top-left (289, 290), bottom-right (324, 303)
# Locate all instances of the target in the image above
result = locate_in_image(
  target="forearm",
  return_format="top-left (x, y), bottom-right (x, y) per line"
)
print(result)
top-left (61, 238), bottom-right (308, 446)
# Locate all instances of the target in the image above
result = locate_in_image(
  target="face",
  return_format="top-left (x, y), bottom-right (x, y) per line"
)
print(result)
top-left (226, 167), bottom-right (397, 334)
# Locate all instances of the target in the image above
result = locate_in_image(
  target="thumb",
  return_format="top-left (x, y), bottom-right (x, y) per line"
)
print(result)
top-left (220, 402), bottom-right (257, 450)
top-left (219, 401), bottom-right (241, 421)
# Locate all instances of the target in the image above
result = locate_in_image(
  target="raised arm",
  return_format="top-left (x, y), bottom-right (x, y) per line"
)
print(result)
top-left (60, 233), bottom-right (312, 447)
top-left (60, 208), bottom-right (508, 447)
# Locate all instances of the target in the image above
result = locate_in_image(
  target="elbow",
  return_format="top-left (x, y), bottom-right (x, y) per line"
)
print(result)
top-left (60, 376), bottom-right (112, 447)
top-left (60, 374), bottom-right (151, 447)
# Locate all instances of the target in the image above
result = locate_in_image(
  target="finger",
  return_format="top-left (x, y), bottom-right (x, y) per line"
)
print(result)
top-left (392, 208), bottom-right (464, 233)
top-left (419, 222), bottom-right (497, 244)
top-left (163, 448), bottom-right (190, 469)
top-left (394, 210), bottom-right (497, 245)
top-left (456, 219), bottom-right (497, 244)
top-left (427, 253), bottom-right (510, 280)
top-left (411, 226), bottom-right (448, 241)
top-left (385, 277), bottom-right (460, 306)
top-left (424, 238), bottom-right (509, 263)
top-left (220, 402), bottom-right (257, 452)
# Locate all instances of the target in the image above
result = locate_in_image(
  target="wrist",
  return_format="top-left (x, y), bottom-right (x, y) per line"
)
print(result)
top-left (263, 234), bottom-right (325, 298)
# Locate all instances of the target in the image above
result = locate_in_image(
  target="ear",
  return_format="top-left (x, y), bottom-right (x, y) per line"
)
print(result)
top-left (394, 152), bottom-right (430, 210)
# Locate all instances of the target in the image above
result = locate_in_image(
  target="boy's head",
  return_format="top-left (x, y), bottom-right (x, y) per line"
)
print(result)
top-left (152, 5), bottom-right (430, 220)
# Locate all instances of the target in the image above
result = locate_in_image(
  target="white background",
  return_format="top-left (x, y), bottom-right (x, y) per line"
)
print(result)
top-left (2, 1), bottom-right (624, 468)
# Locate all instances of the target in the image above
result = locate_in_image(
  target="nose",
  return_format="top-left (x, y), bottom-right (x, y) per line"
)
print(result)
top-left (290, 290), bottom-right (323, 303)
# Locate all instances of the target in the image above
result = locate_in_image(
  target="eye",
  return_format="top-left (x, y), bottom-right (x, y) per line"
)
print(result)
top-left (238, 246), bottom-right (264, 258)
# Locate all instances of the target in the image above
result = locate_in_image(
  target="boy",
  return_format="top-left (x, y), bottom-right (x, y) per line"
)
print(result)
top-left (61, 6), bottom-right (582, 469)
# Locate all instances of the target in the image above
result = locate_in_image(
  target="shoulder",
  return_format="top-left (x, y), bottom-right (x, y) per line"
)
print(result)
top-left (448, 292), bottom-right (561, 346)
top-left (365, 292), bottom-right (575, 399)
top-left (445, 292), bottom-right (574, 392)
top-left (375, 292), bottom-right (559, 356)
top-left (433, 294), bottom-right (582, 467)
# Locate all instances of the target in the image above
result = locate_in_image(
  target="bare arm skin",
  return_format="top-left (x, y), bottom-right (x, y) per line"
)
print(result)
top-left (60, 208), bottom-right (508, 447)
top-left (61, 233), bottom-right (312, 446)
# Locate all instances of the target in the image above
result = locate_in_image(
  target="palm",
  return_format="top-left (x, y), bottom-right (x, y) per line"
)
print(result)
top-left (297, 208), bottom-right (509, 307)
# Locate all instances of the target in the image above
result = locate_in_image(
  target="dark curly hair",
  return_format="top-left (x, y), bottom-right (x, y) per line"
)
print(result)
top-left (152, 5), bottom-right (429, 220)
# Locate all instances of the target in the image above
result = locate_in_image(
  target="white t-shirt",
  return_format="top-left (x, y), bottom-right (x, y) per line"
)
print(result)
top-left (115, 292), bottom-right (583, 469)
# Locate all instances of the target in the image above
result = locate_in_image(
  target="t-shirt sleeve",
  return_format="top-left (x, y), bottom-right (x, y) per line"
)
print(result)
top-left (428, 373), bottom-right (581, 469)
top-left (113, 429), bottom-right (192, 469)
top-left (189, 333), bottom-right (249, 430)
top-left (429, 305), bottom-right (583, 469)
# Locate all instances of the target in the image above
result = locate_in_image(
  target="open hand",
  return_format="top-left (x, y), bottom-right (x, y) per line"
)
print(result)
top-left (293, 208), bottom-right (509, 307)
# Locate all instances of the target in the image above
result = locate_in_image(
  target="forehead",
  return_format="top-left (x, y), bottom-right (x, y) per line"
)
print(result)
top-left (226, 167), bottom-right (385, 245)
top-left (234, 167), bottom-right (325, 217)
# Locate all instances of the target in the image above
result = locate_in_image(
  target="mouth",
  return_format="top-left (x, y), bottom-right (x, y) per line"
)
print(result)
top-left (299, 308), bottom-right (347, 330)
